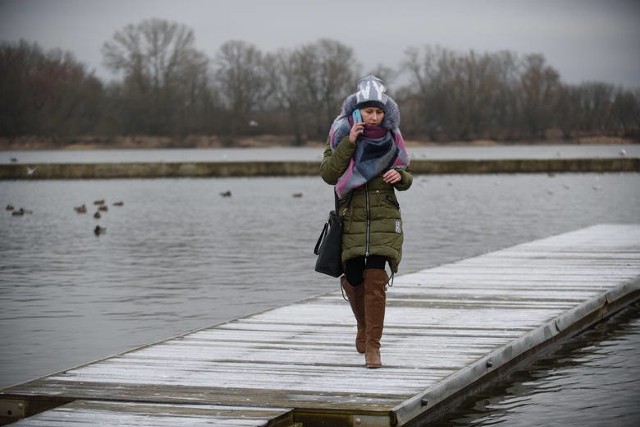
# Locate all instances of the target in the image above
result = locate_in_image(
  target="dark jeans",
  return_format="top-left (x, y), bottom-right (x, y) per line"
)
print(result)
top-left (345, 255), bottom-right (387, 286)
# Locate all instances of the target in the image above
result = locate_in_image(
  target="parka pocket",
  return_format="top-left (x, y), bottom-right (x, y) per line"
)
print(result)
top-left (385, 195), bottom-right (400, 211)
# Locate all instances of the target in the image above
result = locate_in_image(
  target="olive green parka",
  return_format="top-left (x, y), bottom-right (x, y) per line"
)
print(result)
top-left (320, 136), bottom-right (413, 273)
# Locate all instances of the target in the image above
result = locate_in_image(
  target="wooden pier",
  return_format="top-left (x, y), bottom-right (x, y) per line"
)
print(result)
top-left (2, 224), bottom-right (639, 426)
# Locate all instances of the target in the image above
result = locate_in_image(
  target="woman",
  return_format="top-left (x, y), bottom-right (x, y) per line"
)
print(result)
top-left (321, 75), bottom-right (412, 368)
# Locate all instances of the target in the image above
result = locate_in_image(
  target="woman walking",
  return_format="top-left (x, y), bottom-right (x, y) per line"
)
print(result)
top-left (321, 75), bottom-right (412, 368)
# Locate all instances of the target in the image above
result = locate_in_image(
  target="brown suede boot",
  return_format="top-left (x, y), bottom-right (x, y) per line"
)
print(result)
top-left (363, 268), bottom-right (388, 368)
top-left (341, 276), bottom-right (366, 353)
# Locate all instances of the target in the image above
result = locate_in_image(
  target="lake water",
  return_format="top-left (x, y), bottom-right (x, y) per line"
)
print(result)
top-left (1, 146), bottom-right (639, 425)
top-left (431, 302), bottom-right (640, 427)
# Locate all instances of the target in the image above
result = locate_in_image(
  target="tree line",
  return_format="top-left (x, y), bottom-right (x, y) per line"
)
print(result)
top-left (1, 18), bottom-right (638, 147)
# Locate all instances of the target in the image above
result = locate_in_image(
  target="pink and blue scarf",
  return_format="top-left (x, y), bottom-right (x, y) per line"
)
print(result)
top-left (328, 94), bottom-right (410, 199)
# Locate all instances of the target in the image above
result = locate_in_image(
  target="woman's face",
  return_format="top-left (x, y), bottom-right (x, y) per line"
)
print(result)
top-left (360, 107), bottom-right (385, 126)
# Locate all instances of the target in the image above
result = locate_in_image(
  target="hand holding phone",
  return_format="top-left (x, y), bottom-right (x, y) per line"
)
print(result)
top-left (349, 109), bottom-right (364, 143)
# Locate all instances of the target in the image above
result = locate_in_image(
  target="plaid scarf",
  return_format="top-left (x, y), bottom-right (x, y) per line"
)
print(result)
top-left (328, 96), bottom-right (409, 199)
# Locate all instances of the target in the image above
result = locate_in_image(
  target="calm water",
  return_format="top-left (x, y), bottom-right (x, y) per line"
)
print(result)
top-left (431, 303), bottom-right (640, 427)
top-left (1, 151), bottom-right (639, 424)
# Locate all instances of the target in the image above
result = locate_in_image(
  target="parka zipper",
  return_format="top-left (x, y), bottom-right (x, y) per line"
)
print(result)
top-left (365, 183), bottom-right (371, 258)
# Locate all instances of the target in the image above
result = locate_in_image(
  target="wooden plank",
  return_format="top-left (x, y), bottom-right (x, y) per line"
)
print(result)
top-left (2, 224), bottom-right (639, 426)
top-left (8, 401), bottom-right (294, 427)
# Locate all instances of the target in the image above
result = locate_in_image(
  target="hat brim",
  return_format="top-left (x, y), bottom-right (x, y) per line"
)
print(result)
top-left (356, 100), bottom-right (386, 111)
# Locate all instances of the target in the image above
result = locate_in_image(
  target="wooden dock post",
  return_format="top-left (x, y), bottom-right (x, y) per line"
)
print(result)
top-left (2, 224), bottom-right (639, 426)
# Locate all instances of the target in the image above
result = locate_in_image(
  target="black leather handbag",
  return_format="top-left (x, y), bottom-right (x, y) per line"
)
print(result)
top-left (314, 208), bottom-right (343, 277)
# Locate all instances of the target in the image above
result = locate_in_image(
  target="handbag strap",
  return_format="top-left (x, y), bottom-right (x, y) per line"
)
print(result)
top-left (313, 220), bottom-right (329, 255)
top-left (314, 189), bottom-right (351, 256)
top-left (335, 189), bottom-right (353, 213)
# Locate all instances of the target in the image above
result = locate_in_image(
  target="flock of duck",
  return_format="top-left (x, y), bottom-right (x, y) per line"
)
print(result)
top-left (7, 190), bottom-right (300, 236)
top-left (72, 199), bottom-right (125, 236)
top-left (5, 204), bottom-right (32, 216)
top-left (7, 199), bottom-right (124, 236)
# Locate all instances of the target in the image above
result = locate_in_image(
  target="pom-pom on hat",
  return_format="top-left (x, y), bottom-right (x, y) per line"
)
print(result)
top-left (355, 75), bottom-right (387, 111)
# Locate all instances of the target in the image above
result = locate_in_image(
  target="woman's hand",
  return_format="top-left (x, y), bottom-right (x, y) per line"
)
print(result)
top-left (383, 169), bottom-right (402, 184)
top-left (349, 122), bottom-right (365, 143)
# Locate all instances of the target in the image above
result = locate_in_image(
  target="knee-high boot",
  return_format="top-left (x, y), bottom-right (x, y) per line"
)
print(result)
top-left (363, 268), bottom-right (388, 368)
top-left (341, 276), bottom-right (366, 353)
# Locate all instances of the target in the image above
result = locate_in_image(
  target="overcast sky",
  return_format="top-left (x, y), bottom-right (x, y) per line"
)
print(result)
top-left (1, 0), bottom-right (639, 88)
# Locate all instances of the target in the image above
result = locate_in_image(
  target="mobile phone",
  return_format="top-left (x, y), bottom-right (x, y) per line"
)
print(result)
top-left (352, 109), bottom-right (362, 124)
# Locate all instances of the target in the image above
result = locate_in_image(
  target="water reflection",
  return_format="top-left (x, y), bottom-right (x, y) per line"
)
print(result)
top-left (430, 303), bottom-right (640, 427)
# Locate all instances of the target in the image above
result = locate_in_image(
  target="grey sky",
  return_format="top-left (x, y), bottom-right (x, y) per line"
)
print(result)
top-left (1, 0), bottom-right (639, 88)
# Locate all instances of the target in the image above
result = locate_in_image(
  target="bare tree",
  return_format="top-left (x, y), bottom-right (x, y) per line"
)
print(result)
top-left (102, 19), bottom-right (208, 135)
top-left (292, 39), bottom-right (360, 140)
top-left (4, 33), bottom-right (639, 145)
top-left (611, 89), bottom-right (640, 136)
top-left (212, 40), bottom-right (270, 141)
top-left (576, 82), bottom-right (615, 133)
top-left (0, 40), bottom-right (103, 138)
top-left (517, 54), bottom-right (562, 138)
top-left (555, 84), bottom-right (583, 139)
top-left (103, 18), bottom-right (206, 88)
top-left (263, 39), bottom-right (360, 142)
top-left (403, 47), bottom-right (567, 141)
top-left (484, 51), bottom-right (520, 139)
top-left (403, 46), bottom-right (465, 140)
top-left (266, 48), bottom-right (307, 144)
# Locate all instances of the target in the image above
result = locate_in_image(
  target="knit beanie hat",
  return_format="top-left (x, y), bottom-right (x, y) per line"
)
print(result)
top-left (355, 75), bottom-right (387, 111)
